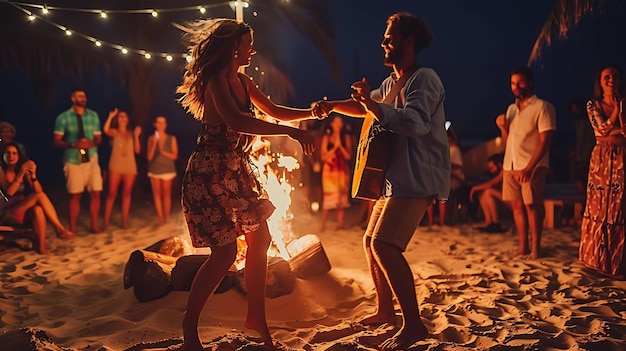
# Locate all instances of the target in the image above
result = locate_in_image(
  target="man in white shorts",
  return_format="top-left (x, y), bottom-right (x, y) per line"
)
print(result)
top-left (53, 89), bottom-right (103, 234)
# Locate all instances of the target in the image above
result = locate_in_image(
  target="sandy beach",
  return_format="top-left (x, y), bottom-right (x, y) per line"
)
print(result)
top-left (1, 191), bottom-right (625, 351)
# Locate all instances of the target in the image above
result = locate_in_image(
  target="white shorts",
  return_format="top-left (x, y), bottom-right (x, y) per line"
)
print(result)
top-left (64, 154), bottom-right (103, 194)
top-left (148, 172), bottom-right (177, 181)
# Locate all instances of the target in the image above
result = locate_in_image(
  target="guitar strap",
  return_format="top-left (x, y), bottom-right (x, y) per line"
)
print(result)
top-left (381, 66), bottom-right (419, 107)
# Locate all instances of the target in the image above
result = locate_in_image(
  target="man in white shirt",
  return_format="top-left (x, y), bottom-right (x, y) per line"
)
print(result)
top-left (496, 67), bottom-right (556, 259)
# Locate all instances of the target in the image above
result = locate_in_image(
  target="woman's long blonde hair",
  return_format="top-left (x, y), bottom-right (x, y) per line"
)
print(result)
top-left (175, 19), bottom-right (252, 120)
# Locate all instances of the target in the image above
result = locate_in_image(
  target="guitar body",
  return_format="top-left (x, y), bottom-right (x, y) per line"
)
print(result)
top-left (351, 114), bottom-right (393, 200)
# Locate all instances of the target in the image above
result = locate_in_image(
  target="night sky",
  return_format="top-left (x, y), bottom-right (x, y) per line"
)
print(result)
top-left (1, 0), bottom-right (626, 187)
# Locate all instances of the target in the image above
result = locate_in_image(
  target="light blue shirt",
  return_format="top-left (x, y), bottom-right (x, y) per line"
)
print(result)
top-left (372, 67), bottom-right (451, 200)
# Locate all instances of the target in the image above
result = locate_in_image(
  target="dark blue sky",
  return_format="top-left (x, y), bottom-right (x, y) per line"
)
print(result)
top-left (1, 0), bottom-right (625, 186)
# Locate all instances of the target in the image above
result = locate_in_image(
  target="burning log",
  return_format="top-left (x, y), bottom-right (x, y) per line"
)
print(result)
top-left (286, 234), bottom-right (331, 279)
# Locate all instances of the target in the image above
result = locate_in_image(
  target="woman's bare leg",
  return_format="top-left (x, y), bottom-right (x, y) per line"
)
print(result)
top-left (150, 178), bottom-right (164, 225)
top-left (30, 205), bottom-right (47, 254)
top-left (161, 178), bottom-right (174, 224)
top-left (9, 193), bottom-right (74, 238)
top-left (121, 174), bottom-right (136, 228)
top-left (182, 242), bottom-right (237, 351)
top-left (104, 171), bottom-right (122, 229)
top-left (244, 223), bottom-right (277, 350)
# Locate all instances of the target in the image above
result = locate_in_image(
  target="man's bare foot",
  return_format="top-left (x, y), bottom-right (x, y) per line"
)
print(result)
top-left (379, 326), bottom-right (429, 351)
top-left (358, 313), bottom-right (398, 326)
top-left (245, 319), bottom-right (278, 351)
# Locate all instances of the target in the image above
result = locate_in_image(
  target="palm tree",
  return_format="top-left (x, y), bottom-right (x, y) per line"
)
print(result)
top-left (528, 0), bottom-right (605, 65)
top-left (0, 0), bottom-right (340, 128)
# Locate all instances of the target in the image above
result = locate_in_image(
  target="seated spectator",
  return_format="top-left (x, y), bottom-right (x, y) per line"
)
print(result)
top-left (0, 121), bottom-right (26, 155)
top-left (0, 142), bottom-right (75, 253)
top-left (469, 153), bottom-right (508, 233)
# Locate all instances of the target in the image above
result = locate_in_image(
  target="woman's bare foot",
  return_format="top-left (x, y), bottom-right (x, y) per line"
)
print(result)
top-left (182, 317), bottom-right (203, 351)
top-left (379, 325), bottom-right (429, 351)
top-left (245, 319), bottom-right (278, 351)
top-left (56, 227), bottom-right (76, 240)
top-left (358, 313), bottom-right (398, 326)
top-left (515, 248), bottom-right (529, 257)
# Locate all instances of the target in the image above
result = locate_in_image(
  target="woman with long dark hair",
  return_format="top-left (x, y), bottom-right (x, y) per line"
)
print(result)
top-left (580, 64), bottom-right (626, 278)
top-left (176, 19), bottom-right (320, 350)
top-left (0, 142), bottom-right (74, 253)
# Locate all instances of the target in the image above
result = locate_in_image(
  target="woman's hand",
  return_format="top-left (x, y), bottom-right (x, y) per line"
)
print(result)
top-left (289, 129), bottom-right (315, 155)
top-left (108, 108), bottom-right (118, 120)
top-left (133, 126), bottom-right (142, 138)
top-left (22, 160), bottom-right (37, 177)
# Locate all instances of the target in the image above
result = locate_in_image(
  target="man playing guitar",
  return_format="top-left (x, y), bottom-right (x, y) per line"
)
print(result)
top-left (313, 12), bottom-right (450, 350)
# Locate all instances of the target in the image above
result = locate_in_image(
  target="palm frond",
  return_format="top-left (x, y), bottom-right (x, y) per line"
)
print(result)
top-left (528, 0), bottom-right (604, 65)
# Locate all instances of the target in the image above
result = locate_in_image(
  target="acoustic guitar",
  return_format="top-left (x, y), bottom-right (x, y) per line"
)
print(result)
top-left (351, 67), bottom-right (418, 200)
top-left (351, 116), bottom-right (392, 200)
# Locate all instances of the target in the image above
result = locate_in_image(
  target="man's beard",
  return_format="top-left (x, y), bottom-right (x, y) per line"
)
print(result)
top-left (383, 45), bottom-right (404, 66)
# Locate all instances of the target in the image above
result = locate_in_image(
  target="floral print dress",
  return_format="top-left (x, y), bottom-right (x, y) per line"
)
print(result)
top-left (182, 78), bottom-right (274, 248)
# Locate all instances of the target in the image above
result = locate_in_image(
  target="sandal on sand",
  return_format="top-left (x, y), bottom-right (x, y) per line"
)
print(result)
top-left (56, 228), bottom-right (76, 240)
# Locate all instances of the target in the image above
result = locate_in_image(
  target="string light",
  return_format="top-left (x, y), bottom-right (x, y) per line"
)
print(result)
top-left (5, 1), bottom-right (236, 15)
top-left (4, 0), bottom-right (270, 65)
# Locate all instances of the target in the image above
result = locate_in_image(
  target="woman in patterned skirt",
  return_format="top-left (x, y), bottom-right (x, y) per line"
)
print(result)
top-left (580, 64), bottom-right (626, 279)
top-left (176, 19), bottom-right (322, 351)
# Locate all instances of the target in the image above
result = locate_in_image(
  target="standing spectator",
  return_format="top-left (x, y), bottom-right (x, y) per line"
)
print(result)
top-left (146, 115), bottom-right (178, 226)
top-left (428, 125), bottom-right (463, 227)
top-left (469, 153), bottom-right (508, 232)
top-left (579, 64), bottom-right (626, 278)
top-left (496, 67), bottom-right (556, 259)
top-left (315, 12), bottom-right (450, 349)
top-left (102, 108), bottom-right (142, 229)
top-left (320, 115), bottom-right (352, 231)
top-left (53, 89), bottom-right (103, 234)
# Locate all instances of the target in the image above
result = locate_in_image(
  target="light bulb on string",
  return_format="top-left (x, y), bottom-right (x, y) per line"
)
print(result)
top-left (186, 55), bottom-right (192, 62)
top-left (95, 40), bottom-right (102, 47)
top-left (121, 48), bottom-right (128, 54)
top-left (151, 10), bottom-right (158, 17)
top-left (27, 13), bottom-right (35, 21)
top-left (100, 11), bottom-right (107, 19)
top-left (42, 4), bottom-right (49, 15)
top-left (65, 29), bottom-right (72, 36)
top-left (199, 6), bottom-right (206, 14)
top-left (144, 53), bottom-right (152, 59)
top-left (252, 11), bottom-right (257, 16)
top-left (166, 55), bottom-right (173, 61)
